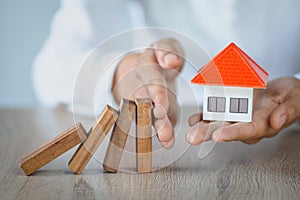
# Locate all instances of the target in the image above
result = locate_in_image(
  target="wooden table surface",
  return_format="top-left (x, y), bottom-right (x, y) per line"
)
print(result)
top-left (0, 107), bottom-right (299, 200)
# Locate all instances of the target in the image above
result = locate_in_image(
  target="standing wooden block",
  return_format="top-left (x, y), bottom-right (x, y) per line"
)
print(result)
top-left (136, 98), bottom-right (153, 173)
top-left (20, 123), bottom-right (87, 176)
top-left (68, 105), bottom-right (118, 174)
top-left (103, 99), bottom-right (136, 172)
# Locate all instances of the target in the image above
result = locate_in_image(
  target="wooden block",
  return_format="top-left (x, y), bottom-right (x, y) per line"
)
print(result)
top-left (135, 98), bottom-right (153, 173)
top-left (103, 99), bottom-right (136, 172)
top-left (68, 105), bottom-right (118, 174)
top-left (20, 123), bottom-right (87, 176)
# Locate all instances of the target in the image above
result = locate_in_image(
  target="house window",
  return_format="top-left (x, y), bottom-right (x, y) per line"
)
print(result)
top-left (230, 98), bottom-right (248, 114)
top-left (207, 97), bottom-right (226, 112)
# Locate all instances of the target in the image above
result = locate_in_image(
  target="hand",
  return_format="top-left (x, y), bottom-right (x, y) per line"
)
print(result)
top-left (112, 38), bottom-right (185, 149)
top-left (186, 77), bottom-right (300, 145)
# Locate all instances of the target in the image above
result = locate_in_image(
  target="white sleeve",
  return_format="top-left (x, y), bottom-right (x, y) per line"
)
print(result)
top-left (32, 0), bottom-right (95, 108)
top-left (32, 0), bottom-right (134, 116)
top-left (294, 72), bottom-right (300, 80)
top-left (72, 51), bottom-right (124, 117)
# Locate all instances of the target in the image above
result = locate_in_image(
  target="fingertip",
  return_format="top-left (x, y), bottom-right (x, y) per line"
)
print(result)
top-left (277, 114), bottom-right (286, 129)
top-left (188, 113), bottom-right (203, 126)
top-left (163, 54), bottom-right (182, 69)
top-left (185, 123), bottom-right (210, 145)
top-left (155, 118), bottom-right (173, 142)
top-left (161, 137), bottom-right (175, 149)
top-left (270, 107), bottom-right (287, 130)
top-left (212, 129), bottom-right (221, 142)
top-left (212, 129), bottom-right (226, 143)
top-left (185, 129), bottom-right (195, 144)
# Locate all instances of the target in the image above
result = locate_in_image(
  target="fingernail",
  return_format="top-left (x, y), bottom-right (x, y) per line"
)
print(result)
top-left (186, 130), bottom-right (195, 143)
top-left (164, 54), bottom-right (178, 67)
top-left (212, 130), bottom-right (223, 142)
top-left (165, 53), bottom-right (177, 61)
top-left (279, 115), bottom-right (286, 128)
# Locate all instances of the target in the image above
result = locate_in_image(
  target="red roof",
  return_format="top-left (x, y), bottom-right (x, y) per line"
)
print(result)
top-left (191, 42), bottom-right (268, 88)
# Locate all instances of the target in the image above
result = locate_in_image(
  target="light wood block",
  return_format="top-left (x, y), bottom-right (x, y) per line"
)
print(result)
top-left (68, 105), bottom-right (118, 174)
top-left (135, 98), bottom-right (152, 173)
top-left (103, 99), bottom-right (136, 172)
top-left (20, 123), bottom-right (87, 176)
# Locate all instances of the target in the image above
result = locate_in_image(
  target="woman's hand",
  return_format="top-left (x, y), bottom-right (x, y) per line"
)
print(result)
top-left (112, 38), bottom-right (185, 149)
top-left (186, 77), bottom-right (300, 145)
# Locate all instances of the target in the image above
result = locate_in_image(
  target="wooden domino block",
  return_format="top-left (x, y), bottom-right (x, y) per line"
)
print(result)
top-left (135, 98), bottom-right (152, 173)
top-left (20, 123), bottom-right (87, 176)
top-left (68, 105), bottom-right (118, 174)
top-left (103, 99), bottom-right (136, 172)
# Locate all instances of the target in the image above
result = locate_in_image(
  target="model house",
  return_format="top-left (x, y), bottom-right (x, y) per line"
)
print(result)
top-left (191, 42), bottom-right (268, 122)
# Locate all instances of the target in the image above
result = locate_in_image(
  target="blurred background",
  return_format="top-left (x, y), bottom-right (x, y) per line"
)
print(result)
top-left (1, 0), bottom-right (299, 109)
top-left (0, 0), bottom-right (59, 107)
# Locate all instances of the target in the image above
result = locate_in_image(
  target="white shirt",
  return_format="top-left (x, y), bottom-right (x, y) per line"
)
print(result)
top-left (33, 0), bottom-right (300, 116)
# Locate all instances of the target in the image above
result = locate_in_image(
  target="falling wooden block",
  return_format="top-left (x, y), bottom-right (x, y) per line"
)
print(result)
top-left (20, 123), bottom-right (87, 176)
top-left (135, 98), bottom-right (153, 173)
top-left (103, 99), bottom-right (136, 172)
top-left (68, 105), bottom-right (118, 174)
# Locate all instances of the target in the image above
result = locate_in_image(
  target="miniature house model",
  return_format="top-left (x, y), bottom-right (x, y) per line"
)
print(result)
top-left (191, 43), bottom-right (268, 122)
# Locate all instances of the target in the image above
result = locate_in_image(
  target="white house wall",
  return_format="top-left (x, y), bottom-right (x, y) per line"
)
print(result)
top-left (203, 86), bottom-right (253, 122)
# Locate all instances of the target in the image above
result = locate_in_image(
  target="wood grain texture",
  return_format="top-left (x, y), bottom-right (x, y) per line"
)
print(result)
top-left (1, 108), bottom-right (300, 200)
top-left (103, 99), bottom-right (136, 172)
top-left (135, 98), bottom-right (153, 173)
top-left (20, 122), bottom-right (87, 176)
top-left (68, 105), bottom-right (118, 174)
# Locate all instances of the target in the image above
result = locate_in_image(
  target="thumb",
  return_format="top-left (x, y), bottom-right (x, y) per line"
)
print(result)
top-left (270, 91), bottom-right (300, 130)
top-left (152, 37), bottom-right (185, 72)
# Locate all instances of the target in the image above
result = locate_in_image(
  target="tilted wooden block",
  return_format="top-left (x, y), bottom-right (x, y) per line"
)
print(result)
top-left (20, 123), bottom-right (87, 176)
top-left (68, 105), bottom-right (118, 174)
top-left (135, 98), bottom-right (153, 173)
top-left (103, 99), bottom-right (136, 172)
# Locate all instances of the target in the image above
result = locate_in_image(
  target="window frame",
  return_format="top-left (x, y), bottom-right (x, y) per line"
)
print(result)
top-left (207, 96), bottom-right (226, 113)
top-left (229, 98), bottom-right (248, 114)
